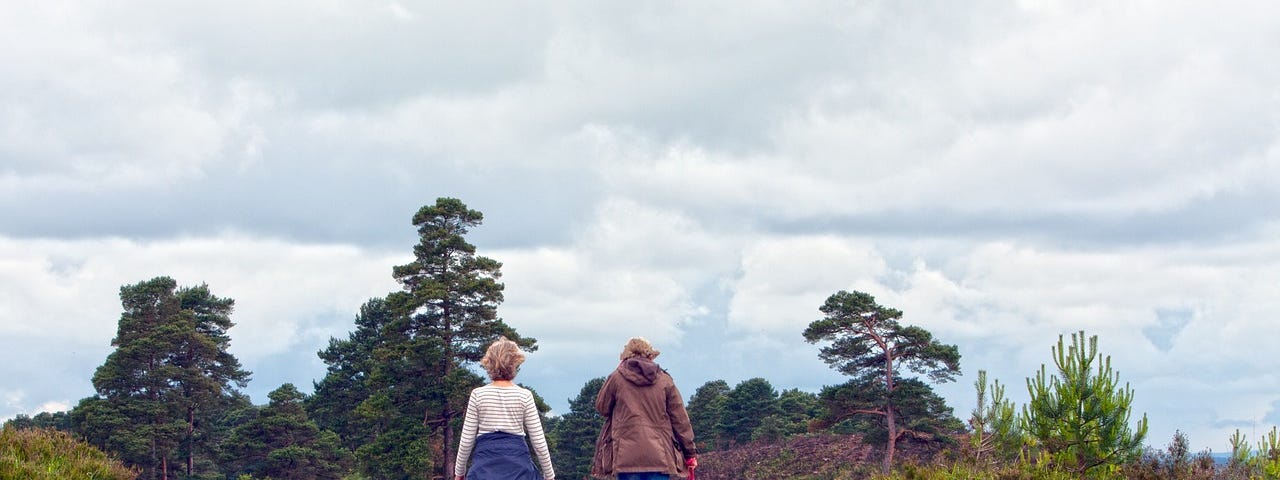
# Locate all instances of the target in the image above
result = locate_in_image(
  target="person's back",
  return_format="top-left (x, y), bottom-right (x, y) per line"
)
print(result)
top-left (454, 337), bottom-right (554, 480)
top-left (592, 338), bottom-right (697, 480)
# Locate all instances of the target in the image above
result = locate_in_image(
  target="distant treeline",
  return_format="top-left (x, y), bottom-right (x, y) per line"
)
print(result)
top-left (5, 198), bottom-right (1278, 480)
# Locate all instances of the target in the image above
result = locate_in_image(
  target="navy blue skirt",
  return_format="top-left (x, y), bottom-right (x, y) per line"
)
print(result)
top-left (465, 431), bottom-right (540, 480)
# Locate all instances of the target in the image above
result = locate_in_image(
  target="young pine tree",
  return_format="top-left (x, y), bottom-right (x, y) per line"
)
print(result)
top-left (1022, 331), bottom-right (1148, 477)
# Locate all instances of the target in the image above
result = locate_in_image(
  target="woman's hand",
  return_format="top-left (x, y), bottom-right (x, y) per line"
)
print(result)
top-left (686, 456), bottom-right (698, 469)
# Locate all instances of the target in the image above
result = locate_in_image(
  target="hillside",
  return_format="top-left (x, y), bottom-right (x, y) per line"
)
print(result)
top-left (0, 426), bottom-right (136, 480)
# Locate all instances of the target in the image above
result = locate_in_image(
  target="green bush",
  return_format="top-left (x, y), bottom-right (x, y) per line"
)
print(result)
top-left (0, 425), bottom-right (135, 480)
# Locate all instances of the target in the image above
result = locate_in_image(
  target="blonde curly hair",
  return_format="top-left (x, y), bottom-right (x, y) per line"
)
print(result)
top-left (480, 336), bottom-right (525, 381)
top-left (619, 336), bottom-right (660, 360)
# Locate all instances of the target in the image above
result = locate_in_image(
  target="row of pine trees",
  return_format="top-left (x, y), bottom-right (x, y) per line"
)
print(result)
top-left (13, 197), bottom-right (1276, 479)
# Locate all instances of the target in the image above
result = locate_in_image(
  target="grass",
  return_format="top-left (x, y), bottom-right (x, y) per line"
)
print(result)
top-left (0, 425), bottom-right (135, 480)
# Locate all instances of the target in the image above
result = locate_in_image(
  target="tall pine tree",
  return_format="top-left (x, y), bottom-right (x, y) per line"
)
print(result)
top-left (803, 290), bottom-right (960, 473)
top-left (78, 277), bottom-right (249, 480)
top-left (383, 197), bottom-right (535, 477)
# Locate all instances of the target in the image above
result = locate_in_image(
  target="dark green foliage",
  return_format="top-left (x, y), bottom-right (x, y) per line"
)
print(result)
top-left (308, 298), bottom-right (392, 452)
top-left (305, 199), bottom-right (538, 477)
top-left (222, 384), bottom-right (352, 480)
top-left (817, 377), bottom-right (960, 445)
top-left (753, 389), bottom-right (821, 444)
top-left (803, 290), bottom-right (961, 473)
top-left (382, 197), bottom-right (535, 477)
top-left (804, 291), bottom-right (960, 383)
top-left (353, 325), bottom-right (457, 478)
top-left (2, 411), bottom-right (71, 432)
top-left (74, 277), bottom-right (250, 480)
top-left (548, 377), bottom-right (606, 480)
top-left (353, 417), bottom-right (434, 480)
top-left (719, 377), bottom-right (779, 447)
top-left (1022, 331), bottom-right (1148, 476)
top-left (687, 380), bottom-right (730, 451)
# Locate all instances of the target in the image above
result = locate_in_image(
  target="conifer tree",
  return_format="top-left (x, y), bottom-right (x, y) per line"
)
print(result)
top-left (718, 378), bottom-right (778, 447)
top-left (1022, 330), bottom-right (1148, 476)
top-left (548, 377), bottom-right (606, 480)
top-left (77, 277), bottom-right (249, 480)
top-left (803, 290), bottom-right (961, 473)
top-left (309, 298), bottom-right (392, 451)
top-left (686, 380), bottom-right (730, 451)
top-left (969, 370), bottom-right (1020, 464)
top-left (223, 384), bottom-right (352, 479)
top-left (383, 197), bottom-right (534, 477)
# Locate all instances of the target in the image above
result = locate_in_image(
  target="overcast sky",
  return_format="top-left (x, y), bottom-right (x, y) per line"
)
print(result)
top-left (4, 0), bottom-right (1280, 453)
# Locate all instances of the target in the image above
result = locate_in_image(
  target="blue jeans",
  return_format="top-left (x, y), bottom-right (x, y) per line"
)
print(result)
top-left (617, 474), bottom-right (670, 480)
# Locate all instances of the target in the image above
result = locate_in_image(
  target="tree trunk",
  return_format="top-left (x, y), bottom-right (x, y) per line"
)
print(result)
top-left (883, 337), bottom-right (897, 474)
top-left (441, 345), bottom-right (455, 478)
top-left (441, 304), bottom-right (456, 480)
top-left (187, 406), bottom-right (195, 477)
top-left (885, 404), bottom-right (897, 474)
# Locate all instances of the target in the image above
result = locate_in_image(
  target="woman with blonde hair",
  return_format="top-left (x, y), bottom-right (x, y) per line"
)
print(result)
top-left (592, 337), bottom-right (698, 480)
top-left (454, 337), bottom-right (555, 480)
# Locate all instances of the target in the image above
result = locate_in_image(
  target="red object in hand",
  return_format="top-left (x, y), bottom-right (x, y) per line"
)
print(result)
top-left (686, 457), bottom-right (697, 480)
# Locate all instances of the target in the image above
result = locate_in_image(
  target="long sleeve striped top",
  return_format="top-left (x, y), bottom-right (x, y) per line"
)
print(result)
top-left (454, 384), bottom-right (555, 479)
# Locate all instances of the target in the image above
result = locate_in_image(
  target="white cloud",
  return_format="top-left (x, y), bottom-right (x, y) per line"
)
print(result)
top-left (0, 2), bottom-right (257, 191)
top-left (6, 0), bottom-right (1280, 453)
top-left (726, 235), bottom-right (888, 336)
top-left (0, 234), bottom-right (402, 415)
top-left (498, 199), bottom-right (730, 349)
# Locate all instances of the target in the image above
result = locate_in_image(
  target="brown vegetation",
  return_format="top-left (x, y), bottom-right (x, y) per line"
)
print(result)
top-left (696, 433), bottom-right (949, 480)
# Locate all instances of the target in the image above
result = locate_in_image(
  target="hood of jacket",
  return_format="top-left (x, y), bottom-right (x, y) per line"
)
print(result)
top-left (618, 357), bottom-right (661, 386)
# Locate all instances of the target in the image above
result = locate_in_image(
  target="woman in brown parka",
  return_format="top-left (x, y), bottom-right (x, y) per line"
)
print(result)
top-left (591, 337), bottom-right (698, 480)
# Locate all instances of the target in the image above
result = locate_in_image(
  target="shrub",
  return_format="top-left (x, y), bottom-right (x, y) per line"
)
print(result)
top-left (0, 424), bottom-right (135, 480)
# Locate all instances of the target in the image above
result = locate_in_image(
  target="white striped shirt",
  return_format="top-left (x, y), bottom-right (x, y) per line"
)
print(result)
top-left (454, 384), bottom-right (554, 479)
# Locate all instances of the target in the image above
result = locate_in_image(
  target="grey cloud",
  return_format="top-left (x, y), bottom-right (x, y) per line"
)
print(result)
top-left (1266, 400), bottom-right (1280, 427)
top-left (0, 151), bottom-right (600, 249)
top-left (753, 187), bottom-right (1280, 247)
top-left (1212, 418), bottom-right (1261, 429)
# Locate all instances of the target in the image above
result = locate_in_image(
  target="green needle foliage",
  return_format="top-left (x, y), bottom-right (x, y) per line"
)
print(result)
top-left (222, 384), bottom-right (352, 479)
top-left (719, 378), bottom-right (780, 447)
top-left (307, 198), bottom-right (536, 478)
top-left (385, 197), bottom-right (535, 477)
top-left (686, 380), bottom-right (731, 451)
top-left (969, 370), bottom-right (1021, 465)
top-left (803, 290), bottom-right (961, 474)
top-left (1022, 330), bottom-right (1148, 477)
top-left (76, 277), bottom-right (250, 480)
top-left (548, 377), bottom-right (606, 480)
top-left (1228, 426), bottom-right (1280, 478)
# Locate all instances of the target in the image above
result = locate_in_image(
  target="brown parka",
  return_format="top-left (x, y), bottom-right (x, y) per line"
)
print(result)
top-left (591, 357), bottom-right (697, 478)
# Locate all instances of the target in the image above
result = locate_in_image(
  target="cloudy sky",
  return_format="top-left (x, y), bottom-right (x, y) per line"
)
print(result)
top-left (4, 0), bottom-right (1280, 452)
